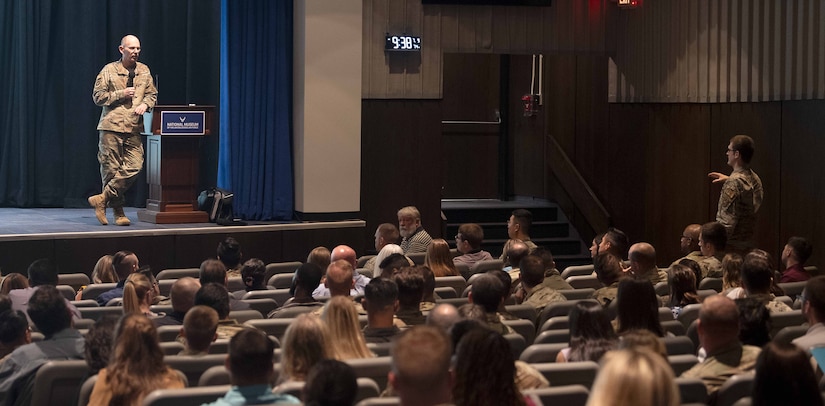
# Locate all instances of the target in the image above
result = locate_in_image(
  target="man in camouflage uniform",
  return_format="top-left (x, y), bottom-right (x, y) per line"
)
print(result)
top-left (89, 35), bottom-right (157, 226)
top-left (681, 295), bottom-right (761, 396)
top-left (591, 252), bottom-right (625, 307)
top-left (708, 135), bottom-right (764, 253)
top-left (697, 222), bottom-right (727, 278)
top-left (513, 255), bottom-right (566, 311)
top-left (627, 242), bottom-right (668, 285)
top-left (671, 223), bottom-right (703, 266)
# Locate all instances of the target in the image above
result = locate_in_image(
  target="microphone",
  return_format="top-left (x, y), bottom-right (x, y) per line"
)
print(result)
top-left (127, 71), bottom-right (135, 87)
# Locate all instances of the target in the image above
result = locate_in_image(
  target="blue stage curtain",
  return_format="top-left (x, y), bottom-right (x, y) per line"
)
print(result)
top-left (219, 0), bottom-right (294, 220)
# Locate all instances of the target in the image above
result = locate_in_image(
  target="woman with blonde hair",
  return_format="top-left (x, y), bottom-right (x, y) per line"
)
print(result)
top-left (321, 296), bottom-right (373, 360)
top-left (122, 273), bottom-right (158, 317)
top-left (0, 273), bottom-right (28, 295)
top-left (88, 314), bottom-right (185, 406)
top-left (587, 348), bottom-right (679, 406)
top-left (279, 314), bottom-right (331, 384)
top-left (425, 238), bottom-right (458, 277)
top-left (91, 254), bottom-right (117, 284)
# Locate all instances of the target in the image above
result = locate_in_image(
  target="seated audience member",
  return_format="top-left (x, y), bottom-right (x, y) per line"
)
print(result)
top-left (311, 260), bottom-right (363, 316)
top-left (557, 301), bottom-right (617, 363)
top-left (268, 263), bottom-right (325, 318)
top-left (10, 259), bottom-right (80, 322)
top-left (372, 244), bottom-right (405, 278)
top-left (200, 258), bottom-right (249, 311)
top-left (0, 273), bottom-right (28, 295)
top-left (278, 314), bottom-right (331, 384)
top-left (453, 223), bottom-right (494, 269)
top-left (752, 342), bottom-right (824, 406)
top-left (0, 286), bottom-right (85, 399)
top-left (737, 251), bottom-right (792, 313)
top-left (84, 316), bottom-right (119, 376)
top-left (616, 278), bottom-right (665, 337)
top-left (589, 233), bottom-right (605, 257)
top-left (195, 283), bottom-right (245, 339)
top-left (313, 245), bottom-right (371, 297)
top-left (306, 246), bottom-right (332, 272)
top-left (671, 223), bottom-right (703, 266)
top-left (780, 236), bottom-right (813, 283)
top-left (598, 227), bottom-right (630, 260)
top-left (467, 273), bottom-right (514, 335)
top-left (0, 310), bottom-right (30, 363)
top-left (364, 223), bottom-right (401, 272)
top-left (487, 269), bottom-right (518, 320)
top-left (678, 258), bottom-right (704, 290)
top-left (502, 240), bottom-right (530, 283)
top-left (179, 305), bottom-right (219, 356)
top-left (419, 266), bottom-right (437, 312)
top-left (362, 278), bottom-right (402, 343)
top-left (735, 297), bottom-right (771, 348)
top-left (425, 238), bottom-right (459, 277)
top-left (721, 253), bottom-right (744, 296)
top-left (591, 252), bottom-right (626, 307)
top-left (88, 314), bottom-right (186, 405)
top-left (206, 328), bottom-right (300, 406)
top-left (453, 327), bottom-right (527, 406)
top-left (302, 359), bottom-right (358, 406)
top-left (90, 254), bottom-right (117, 284)
top-left (217, 236), bottom-right (243, 278)
top-left (378, 253), bottom-right (413, 280)
top-left (681, 295), bottom-right (761, 396)
top-left (793, 276), bottom-right (825, 352)
top-left (698, 222), bottom-right (726, 278)
top-left (393, 267), bottom-right (426, 326)
top-left (96, 251), bottom-right (140, 306)
top-left (389, 326), bottom-right (453, 406)
top-left (321, 296), bottom-right (374, 360)
top-left (663, 264), bottom-right (701, 319)
top-left (617, 329), bottom-right (668, 359)
top-left (587, 348), bottom-right (679, 406)
top-left (532, 247), bottom-right (573, 291)
top-left (123, 273), bottom-right (159, 317)
top-left (500, 209), bottom-right (538, 259)
top-left (397, 206), bottom-right (433, 254)
top-left (514, 255), bottom-right (565, 311)
top-left (627, 242), bottom-right (668, 285)
top-left (153, 277), bottom-right (200, 327)
top-left (233, 258), bottom-right (268, 299)
top-left (425, 303), bottom-right (460, 332)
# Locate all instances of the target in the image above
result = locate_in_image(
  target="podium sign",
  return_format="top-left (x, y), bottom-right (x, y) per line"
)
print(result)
top-left (160, 111), bottom-right (206, 135)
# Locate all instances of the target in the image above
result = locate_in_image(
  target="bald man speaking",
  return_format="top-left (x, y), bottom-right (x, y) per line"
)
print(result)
top-left (89, 34), bottom-right (157, 226)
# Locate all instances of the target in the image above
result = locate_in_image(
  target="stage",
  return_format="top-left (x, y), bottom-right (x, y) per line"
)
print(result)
top-left (0, 208), bottom-right (366, 276)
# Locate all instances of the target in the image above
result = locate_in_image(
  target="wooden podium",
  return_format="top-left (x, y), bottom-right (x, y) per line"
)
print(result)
top-left (137, 105), bottom-right (213, 224)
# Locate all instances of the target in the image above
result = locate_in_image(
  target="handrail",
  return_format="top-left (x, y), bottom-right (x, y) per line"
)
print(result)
top-left (545, 134), bottom-right (611, 234)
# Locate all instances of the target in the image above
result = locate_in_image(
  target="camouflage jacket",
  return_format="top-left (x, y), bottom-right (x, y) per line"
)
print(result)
top-left (716, 168), bottom-right (763, 250)
top-left (93, 61), bottom-right (157, 134)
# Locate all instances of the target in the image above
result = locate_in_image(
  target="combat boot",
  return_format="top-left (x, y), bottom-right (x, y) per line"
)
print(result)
top-left (87, 193), bottom-right (108, 225)
top-left (113, 206), bottom-right (131, 226)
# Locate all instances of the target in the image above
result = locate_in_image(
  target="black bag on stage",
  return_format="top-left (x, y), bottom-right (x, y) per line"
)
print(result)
top-left (198, 188), bottom-right (246, 226)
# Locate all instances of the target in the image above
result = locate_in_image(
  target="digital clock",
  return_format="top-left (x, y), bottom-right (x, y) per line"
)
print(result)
top-left (385, 34), bottom-right (421, 51)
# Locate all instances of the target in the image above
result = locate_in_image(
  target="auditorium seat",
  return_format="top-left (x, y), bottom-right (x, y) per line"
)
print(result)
top-left (356, 255), bottom-right (375, 268)
top-left (434, 297), bottom-right (469, 307)
top-left (356, 397), bottom-right (400, 406)
top-left (79, 306), bottom-right (122, 321)
top-left (197, 366), bottom-right (231, 387)
top-left (433, 286), bottom-right (457, 299)
top-left (241, 298), bottom-right (279, 315)
top-left (57, 285), bottom-right (77, 301)
top-left (715, 374), bottom-right (754, 406)
top-left (539, 316), bottom-right (569, 333)
top-left (226, 277), bottom-right (245, 293)
top-left (697, 289), bottom-right (719, 300)
top-left (357, 268), bottom-right (373, 279)
top-left (468, 259), bottom-right (504, 277)
top-left (560, 264), bottom-right (594, 279)
top-left (523, 385), bottom-right (589, 406)
top-left (156, 268), bottom-right (199, 280)
top-left (676, 377), bottom-right (709, 405)
top-left (160, 341), bottom-right (185, 355)
top-left (659, 307), bottom-right (675, 322)
top-left (70, 299), bottom-right (99, 308)
top-left (164, 354), bottom-right (226, 386)
top-left (242, 289), bottom-right (291, 306)
top-left (345, 356), bottom-right (392, 391)
top-left (267, 273), bottom-right (295, 289)
top-left (29, 360), bottom-right (89, 406)
top-left (504, 333), bottom-right (527, 359)
top-left (677, 303), bottom-right (703, 329)
top-left (227, 310), bottom-right (263, 323)
top-left (534, 329), bottom-right (570, 345)
top-left (143, 385), bottom-right (230, 406)
top-left (769, 310), bottom-right (805, 337)
top-left (267, 305), bottom-right (318, 319)
top-left (503, 318), bottom-right (536, 344)
top-left (158, 279), bottom-right (175, 296)
top-left (778, 281), bottom-right (807, 300)
top-left (698, 277), bottom-right (723, 292)
top-left (57, 273), bottom-right (91, 290)
top-left (565, 275), bottom-right (603, 290)
top-left (407, 252), bottom-right (426, 265)
top-left (366, 342), bottom-right (393, 357)
top-left (531, 361), bottom-right (599, 389)
top-left (662, 336), bottom-right (696, 356)
top-left (519, 343), bottom-right (567, 363)
top-left (668, 354), bottom-right (699, 376)
top-left (264, 261), bottom-right (302, 280)
top-left (661, 320), bottom-right (686, 336)
top-left (434, 276), bottom-right (467, 298)
top-left (244, 319), bottom-right (293, 340)
top-left (504, 304), bottom-right (538, 323)
top-left (773, 325), bottom-right (809, 346)
top-left (78, 374), bottom-right (97, 406)
top-left (157, 325), bottom-right (182, 342)
top-left (654, 282), bottom-right (669, 296)
top-left (537, 299), bottom-right (600, 327)
top-left (558, 289), bottom-right (595, 301)
top-left (455, 263), bottom-right (470, 279)
top-left (151, 304), bottom-right (174, 314)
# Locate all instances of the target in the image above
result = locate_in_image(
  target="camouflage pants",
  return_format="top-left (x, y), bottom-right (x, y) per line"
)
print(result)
top-left (97, 131), bottom-right (144, 208)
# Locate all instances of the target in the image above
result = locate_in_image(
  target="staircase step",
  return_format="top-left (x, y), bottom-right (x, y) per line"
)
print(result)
top-left (445, 221), bottom-right (570, 241)
top-left (443, 205), bottom-right (558, 224)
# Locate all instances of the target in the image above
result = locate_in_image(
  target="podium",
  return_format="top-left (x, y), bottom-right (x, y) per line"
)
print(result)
top-left (137, 105), bottom-right (214, 224)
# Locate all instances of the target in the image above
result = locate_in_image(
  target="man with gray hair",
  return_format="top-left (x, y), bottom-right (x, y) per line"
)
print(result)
top-left (397, 206), bottom-right (433, 254)
top-left (628, 242), bottom-right (667, 285)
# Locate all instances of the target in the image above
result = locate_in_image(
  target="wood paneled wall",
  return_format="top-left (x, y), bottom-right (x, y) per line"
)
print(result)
top-left (363, 0), bottom-right (611, 99)
top-left (609, 0), bottom-right (825, 103)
